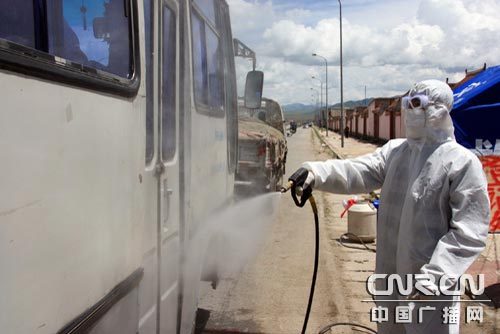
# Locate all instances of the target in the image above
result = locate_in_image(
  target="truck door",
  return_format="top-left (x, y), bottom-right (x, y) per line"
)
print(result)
top-left (157, 1), bottom-right (181, 333)
top-left (158, 0), bottom-right (180, 333)
top-left (139, 1), bottom-right (181, 333)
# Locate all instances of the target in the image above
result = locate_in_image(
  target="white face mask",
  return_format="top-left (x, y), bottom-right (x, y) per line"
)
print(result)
top-left (403, 80), bottom-right (456, 147)
top-left (405, 106), bottom-right (426, 140)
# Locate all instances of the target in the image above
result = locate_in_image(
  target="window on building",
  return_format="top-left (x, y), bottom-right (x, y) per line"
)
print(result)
top-left (191, 0), bottom-right (224, 114)
top-left (162, 5), bottom-right (176, 161)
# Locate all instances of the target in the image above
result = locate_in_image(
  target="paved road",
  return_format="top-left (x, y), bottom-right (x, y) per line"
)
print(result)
top-left (195, 127), bottom-right (500, 334)
top-left (196, 127), bottom-right (374, 334)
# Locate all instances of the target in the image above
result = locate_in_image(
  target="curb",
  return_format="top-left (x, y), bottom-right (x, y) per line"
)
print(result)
top-left (312, 126), bottom-right (345, 160)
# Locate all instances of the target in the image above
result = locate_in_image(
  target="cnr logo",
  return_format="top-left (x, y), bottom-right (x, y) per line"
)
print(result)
top-left (366, 274), bottom-right (484, 297)
top-left (474, 139), bottom-right (500, 156)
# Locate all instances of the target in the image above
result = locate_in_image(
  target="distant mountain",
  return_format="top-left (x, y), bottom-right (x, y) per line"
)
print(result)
top-left (282, 98), bottom-right (373, 121)
top-left (283, 98), bottom-right (372, 113)
top-left (282, 103), bottom-right (317, 114)
top-left (331, 98), bottom-right (372, 108)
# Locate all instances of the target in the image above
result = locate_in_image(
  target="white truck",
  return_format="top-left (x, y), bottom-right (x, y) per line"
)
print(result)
top-left (0, 1), bottom-right (262, 333)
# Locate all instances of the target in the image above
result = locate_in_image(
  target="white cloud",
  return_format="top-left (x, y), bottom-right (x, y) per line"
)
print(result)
top-left (229, 0), bottom-right (500, 105)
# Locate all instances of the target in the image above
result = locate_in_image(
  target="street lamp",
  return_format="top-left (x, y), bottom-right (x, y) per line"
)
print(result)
top-left (312, 53), bottom-right (328, 136)
top-left (338, 0), bottom-right (344, 147)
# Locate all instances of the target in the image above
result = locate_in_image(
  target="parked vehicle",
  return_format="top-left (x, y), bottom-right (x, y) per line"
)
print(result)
top-left (0, 1), bottom-right (261, 333)
top-left (236, 98), bottom-right (287, 194)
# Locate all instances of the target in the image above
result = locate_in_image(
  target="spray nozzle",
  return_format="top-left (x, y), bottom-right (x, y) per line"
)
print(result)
top-left (280, 181), bottom-right (306, 196)
top-left (281, 180), bottom-right (294, 193)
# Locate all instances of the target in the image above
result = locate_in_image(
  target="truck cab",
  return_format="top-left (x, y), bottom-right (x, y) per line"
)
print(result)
top-left (0, 1), bottom-right (260, 333)
top-left (235, 98), bottom-right (287, 195)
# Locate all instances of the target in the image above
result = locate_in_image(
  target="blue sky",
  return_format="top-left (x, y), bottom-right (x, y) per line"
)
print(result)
top-left (229, 0), bottom-right (500, 105)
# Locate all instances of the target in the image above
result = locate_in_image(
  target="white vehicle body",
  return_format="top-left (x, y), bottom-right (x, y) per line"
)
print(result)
top-left (0, 0), bottom-right (238, 333)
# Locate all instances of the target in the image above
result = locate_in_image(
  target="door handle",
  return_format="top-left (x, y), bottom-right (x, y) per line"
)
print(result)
top-left (163, 179), bottom-right (173, 231)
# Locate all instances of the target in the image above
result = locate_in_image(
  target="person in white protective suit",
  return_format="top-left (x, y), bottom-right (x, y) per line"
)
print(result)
top-left (300, 80), bottom-right (490, 334)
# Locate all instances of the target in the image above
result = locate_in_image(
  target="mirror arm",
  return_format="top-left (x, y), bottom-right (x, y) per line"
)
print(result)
top-left (233, 38), bottom-right (256, 70)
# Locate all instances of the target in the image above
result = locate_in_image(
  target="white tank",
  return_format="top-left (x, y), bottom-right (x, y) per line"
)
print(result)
top-left (347, 203), bottom-right (377, 242)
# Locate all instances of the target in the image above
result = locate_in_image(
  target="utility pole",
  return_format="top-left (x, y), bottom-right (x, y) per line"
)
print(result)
top-left (338, 0), bottom-right (344, 147)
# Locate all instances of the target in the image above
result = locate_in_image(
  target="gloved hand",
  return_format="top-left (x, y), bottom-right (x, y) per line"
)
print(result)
top-left (303, 170), bottom-right (315, 190)
top-left (288, 167), bottom-right (315, 207)
top-left (288, 167), bottom-right (315, 190)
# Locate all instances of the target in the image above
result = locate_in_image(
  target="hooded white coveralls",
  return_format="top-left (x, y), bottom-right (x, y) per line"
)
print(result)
top-left (303, 80), bottom-right (490, 334)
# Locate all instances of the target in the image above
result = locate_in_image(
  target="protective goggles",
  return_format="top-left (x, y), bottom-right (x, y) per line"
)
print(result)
top-left (402, 94), bottom-right (431, 110)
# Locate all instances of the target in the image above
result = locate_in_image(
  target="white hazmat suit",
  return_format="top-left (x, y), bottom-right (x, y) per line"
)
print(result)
top-left (302, 80), bottom-right (490, 334)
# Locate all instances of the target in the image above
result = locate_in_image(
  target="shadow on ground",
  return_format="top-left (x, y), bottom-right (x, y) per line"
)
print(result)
top-left (195, 308), bottom-right (265, 334)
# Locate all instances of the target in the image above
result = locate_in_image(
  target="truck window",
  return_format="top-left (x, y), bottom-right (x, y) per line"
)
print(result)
top-left (192, 13), bottom-right (208, 106)
top-left (206, 27), bottom-right (224, 109)
top-left (191, 0), bottom-right (224, 114)
top-left (47, 0), bottom-right (132, 78)
top-left (218, 2), bottom-right (237, 172)
top-left (194, 0), bottom-right (216, 25)
top-left (0, 0), bottom-right (36, 49)
top-left (0, 0), bottom-right (137, 96)
top-left (162, 5), bottom-right (176, 161)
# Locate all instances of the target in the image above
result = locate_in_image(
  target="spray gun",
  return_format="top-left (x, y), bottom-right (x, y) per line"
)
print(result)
top-left (281, 167), bottom-right (313, 208)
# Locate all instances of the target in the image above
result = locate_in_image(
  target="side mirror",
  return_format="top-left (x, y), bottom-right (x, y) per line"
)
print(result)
top-left (244, 70), bottom-right (264, 109)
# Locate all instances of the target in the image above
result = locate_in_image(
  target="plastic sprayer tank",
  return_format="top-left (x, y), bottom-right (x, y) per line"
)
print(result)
top-left (347, 203), bottom-right (377, 242)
